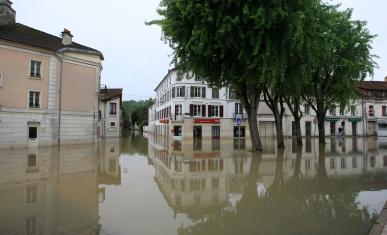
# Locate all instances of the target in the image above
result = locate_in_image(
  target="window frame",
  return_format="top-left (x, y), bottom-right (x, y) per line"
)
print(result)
top-left (212, 88), bottom-right (219, 99)
top-left (29, 60), bottom-right (43, 79)
top-left (109, 102), bottom-right (117, 116)
top-left (192, 105), bottom-right (202, 117)
top-left (28, 90), bottom-right (41, 109)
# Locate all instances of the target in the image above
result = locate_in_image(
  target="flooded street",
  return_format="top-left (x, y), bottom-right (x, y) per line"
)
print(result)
top-left (0, 133), bottom-right (386, 235)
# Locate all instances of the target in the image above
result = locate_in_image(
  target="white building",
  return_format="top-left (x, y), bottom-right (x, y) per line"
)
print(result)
top-left (149, 69), bottom-right (247, 140)
top-left (99, 88), bottom-right (123, 138)
top-left (148, 69), bottom-right (387, 139)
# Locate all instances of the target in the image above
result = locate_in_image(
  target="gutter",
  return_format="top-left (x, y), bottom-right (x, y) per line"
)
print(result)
top-left (57, 47), bottom-right (104, 60)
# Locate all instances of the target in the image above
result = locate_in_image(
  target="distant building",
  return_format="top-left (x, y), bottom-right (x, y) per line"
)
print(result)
top-left (99, 88), bottom-right (123, 138)
top-left (0, 1), bottom-right (103, 148)
top-left (148, 69), bottom-right (387, 139)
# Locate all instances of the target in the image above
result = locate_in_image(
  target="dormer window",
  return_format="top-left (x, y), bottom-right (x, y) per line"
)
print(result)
top-left (29, 60), bottom-right (42, 78)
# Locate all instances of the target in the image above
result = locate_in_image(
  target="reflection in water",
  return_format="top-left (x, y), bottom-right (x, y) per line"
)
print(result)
top-left (0, 135), bottom-right (386, 235)
top-left (149, 136), bottom-right (387, 235)
top-left (0, 145), bottom-right (100, 235)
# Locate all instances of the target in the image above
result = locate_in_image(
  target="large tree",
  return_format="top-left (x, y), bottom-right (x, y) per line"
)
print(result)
top-left (150, 0), bottom-right (317, 151)
top-left (302, 3), bottom-right (376, 144)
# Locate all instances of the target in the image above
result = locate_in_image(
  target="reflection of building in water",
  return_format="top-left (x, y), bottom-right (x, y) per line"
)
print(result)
top-left (148, 136), bottom-right (387, 217)
top-left (148, 135), bottom-right (253, 218)
top-left (0, 145), bottom-right (100, 235)
top-left (98, 138), bottom-right (121, 186)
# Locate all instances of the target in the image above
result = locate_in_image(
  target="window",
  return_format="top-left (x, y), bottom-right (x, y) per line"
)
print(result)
top-left (28, 127), bottom-right (37, 139)
top-left (212, 88), bottom-right (219, 99)
top-left (173, 86), bottom-right (185, 98)
top-left (190, 86), bottom-right (205, 98)
top-left (110, 122), bottom-right (116, 127)
top-left (228, 89), bottom-right (237, 99)
top-left (369, 105), bottom-right (374, 117)
top-left (109, 159), bottom-right (116, 172)
top-left (212, 126), bottom-right (220, 138)
top-left (192, 105), bottom-right (202, 117)
top-left (28, 91), bottom-right (40, 108)
top-left (175, 104), bottom-right (183, 116)
top-left (25, 216), bottom-right (37, 235)
top-left (210, 106), bottom-right (219, 117)
top-left (109, 102), bottom-right (117, 115)
top-left (26, 185), bottom-right (38, 203)
top-left (234, 126), bottom-right (246, 137)
top-left (27, 154), bottom-right (37, 168)
top-left (30, 60), bottom-right (42, 78)
top-left (235, 103), bottom-right (243, 115)
top-left (383, 106), bottom-right (387, 117)
top-left (0, 73), bottom-right (3, 88)
top-left (304, 104), bottom-right (310, 115)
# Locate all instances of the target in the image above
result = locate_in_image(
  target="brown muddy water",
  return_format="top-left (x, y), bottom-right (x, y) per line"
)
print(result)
top-left (0, 132), bottom-right (386, 235)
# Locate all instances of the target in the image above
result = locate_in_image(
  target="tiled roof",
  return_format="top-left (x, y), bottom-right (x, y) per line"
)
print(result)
top-left (0, 23), bottom-right (103, 59)
top-left (357, 81), bottom-right (387, 99)
top-left (99, 88), bottom-right (123, 102)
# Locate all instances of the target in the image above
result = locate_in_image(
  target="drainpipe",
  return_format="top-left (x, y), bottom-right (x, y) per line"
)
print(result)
top-left (57, 57), bottom-right (63, 146)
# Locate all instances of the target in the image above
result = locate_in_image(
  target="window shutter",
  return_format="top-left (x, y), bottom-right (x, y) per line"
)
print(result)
top-left (172, 87), bottom-right (175, 98)
top-left (202, 105), bottom-right (206, 117)
top-left (208, 105), bottom-right (212, 117)
top-left (220, 106), bottom-right (224, 117)
top-left (182, 86), bottom-right (185, 97)
top-left (190, 87), bottom-right (194, 97)
top-left (190, 104), bottom-right (194, 116)
top-left (202, 87), bottom-right (206, 98)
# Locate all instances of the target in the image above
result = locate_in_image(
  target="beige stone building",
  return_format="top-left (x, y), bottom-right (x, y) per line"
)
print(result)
top-left (0, 0), bottom-right (103, 148)
top-left (99, 88), bottom-right (123, 138)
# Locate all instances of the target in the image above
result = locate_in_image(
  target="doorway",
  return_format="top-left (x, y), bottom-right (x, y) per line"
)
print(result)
top-left (193, 126), bottom-right (202, 138)
top-left (305, 121), bottom-right (312, 137)
top-left (330, 122), bottom-right (336, 136)
top-left (352, 122), bottom-right (357, 137)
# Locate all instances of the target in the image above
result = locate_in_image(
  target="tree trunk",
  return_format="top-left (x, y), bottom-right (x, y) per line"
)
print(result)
top-left (247, 106), bottom-right (262, 151)
top-left (294, 116), bottom-right (303, 146)
top-left (273, 109), bottom-right (285, 149)
top-left (317, 111), bottom-right (326, 144)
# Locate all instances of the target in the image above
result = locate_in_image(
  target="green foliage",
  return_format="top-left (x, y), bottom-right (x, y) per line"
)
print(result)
top-left (303, 3), bottom-right (377, 114)
top-left (122, 99), bottom-right (154, 129)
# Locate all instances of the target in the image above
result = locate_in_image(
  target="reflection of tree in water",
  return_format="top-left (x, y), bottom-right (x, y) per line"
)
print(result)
top-left (121, 131), bottom-right (148, 155)
top-left (178, 148), bottom-right (378, 235)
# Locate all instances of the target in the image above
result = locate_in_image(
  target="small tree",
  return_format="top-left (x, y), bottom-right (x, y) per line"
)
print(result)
top-left (302, 4), bottom-right (376, 144)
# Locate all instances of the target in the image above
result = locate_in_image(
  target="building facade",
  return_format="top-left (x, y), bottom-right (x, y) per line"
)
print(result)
top-left (99, 88), bottom-right (123, 138)
top-left (0, 1), bottom-right (104, 148)
top-left (148, 69), bottom-right (387, 139)
top-left (148, 69), bottom-right (248, 140)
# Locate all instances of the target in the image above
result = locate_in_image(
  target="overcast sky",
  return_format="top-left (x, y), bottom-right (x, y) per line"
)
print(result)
top-left (13, 0), bottom-right (386, 101)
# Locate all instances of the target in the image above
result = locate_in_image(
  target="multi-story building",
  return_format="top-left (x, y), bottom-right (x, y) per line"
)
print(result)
top-left (0, 1), bottom-right (103, 148)
top-left (148, 69), bottom-right (248, 140)
top-left (148, 69), bottom-right (387, 139)
top-left (99, 87), bottom-right (123, 138)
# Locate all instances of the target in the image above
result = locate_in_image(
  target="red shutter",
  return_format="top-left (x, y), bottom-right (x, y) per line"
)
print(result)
top-left (208, 105), bottom-right (212, 117)
top-left (220, 105), bottom-right (224, 117)
top-left (190, 104), bottom-right (194, 116)
top-left (202, 105), bottom-right (206, 117)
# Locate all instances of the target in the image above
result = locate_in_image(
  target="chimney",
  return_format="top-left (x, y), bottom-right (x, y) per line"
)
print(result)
top-left (61, 28), bottom-right (73, 46)
top-left (385, 76), bottom-right (387, 82)
top-left (0, 0), bottom-right (15, 25)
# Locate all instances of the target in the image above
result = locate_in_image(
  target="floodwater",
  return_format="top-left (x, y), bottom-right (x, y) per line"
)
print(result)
top-left (0, 133), bottom-right (386, 235)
